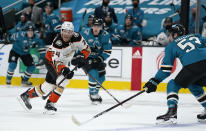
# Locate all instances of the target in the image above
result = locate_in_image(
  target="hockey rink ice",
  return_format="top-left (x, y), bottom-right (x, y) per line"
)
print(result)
top-left (0, 86), bottom-right (206, 131)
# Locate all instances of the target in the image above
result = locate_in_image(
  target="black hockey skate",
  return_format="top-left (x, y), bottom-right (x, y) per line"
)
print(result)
top-left (89, 94), bottom-right (102, 105)
top-left (18, 89), bottom-right (32, 111)
top-left (197, 109), bottom-right (206, 122)
top-left (156, 106), bottom-right (177, 125)
top-left (21, 76), bottom-right (32, 86)
top-left (44, 100), bottom-right (57, 115)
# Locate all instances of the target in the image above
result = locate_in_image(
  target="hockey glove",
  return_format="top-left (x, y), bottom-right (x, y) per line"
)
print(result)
top-left (95, 56), bottom-right (104, 63)
top-left (61, 67), bottom-right (74, 79)
top-left (83, 58), bottom-right (93, 72)
top-left (143, 78), bottom-right (160, 93)
top-left (92, 56), bottom-right (104, 69)
top-left (71, 55), bottom-right (86, 68)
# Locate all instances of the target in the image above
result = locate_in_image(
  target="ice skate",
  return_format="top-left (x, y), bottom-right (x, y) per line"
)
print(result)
top-left (197, 108), bottom-right (206, 122)
top-left (89, 94), bottom-right (102, 105)
top-left (17, 89), bottom-right (32, 111)
top-left (21, 76), bottom-right (32, 86)
top-left (156, 106), bottom-right (177, 125)
top-left (44, 100), bottom-right (57, 115)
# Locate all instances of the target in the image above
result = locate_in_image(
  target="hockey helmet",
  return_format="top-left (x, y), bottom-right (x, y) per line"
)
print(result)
top-left (88, 14), bottom-right (95, 19)
top-left (125, 14), bottom-right (133, 20)
top-left (165, 17), bottom-right (173, 23)
top-left (45, 2), bottom-right (54, 8)
top-left (26, 24), bottom-right (34, 31)
top-left (169, 24), bottom-right (185, 36)
top-left (92, 18), bottom-right (103, 26)
top-left (61, 22), bottom-right (74, 32)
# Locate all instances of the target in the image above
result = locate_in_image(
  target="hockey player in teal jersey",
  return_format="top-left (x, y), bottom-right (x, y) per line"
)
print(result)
top-left (143, 24), bottom-right (206, 124)
top-left (75, 18), bottom-right (112, 104)
top-left (43, 2), bottom-right (61, 45)
top-left (6, 25), bottom-right (45, 86)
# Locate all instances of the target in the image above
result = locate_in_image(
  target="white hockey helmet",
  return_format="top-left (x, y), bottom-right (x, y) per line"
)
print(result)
top-left (61, 21), bottom-right (74, 33)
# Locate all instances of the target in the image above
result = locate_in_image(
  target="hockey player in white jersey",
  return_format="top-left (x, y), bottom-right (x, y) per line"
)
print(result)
top-left (18, 22), bottom-right (91, 114)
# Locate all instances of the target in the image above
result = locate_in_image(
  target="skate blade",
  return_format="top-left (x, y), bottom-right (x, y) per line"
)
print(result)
top-left (43, 109), bottom-right (56, 115)
top-left (156, 118), bottom-right (177, 125)
top-left (198, 119), bottom-right (206, 123)
top-left (17, 96), bottom-right (30, 112)
top-left (91, 101), bottom-right (102, 105)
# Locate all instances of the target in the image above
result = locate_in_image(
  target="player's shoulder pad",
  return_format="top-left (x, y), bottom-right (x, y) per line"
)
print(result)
top-left (71, 32), bottom-right (82, 42)
top-left (52, 33), bottom-right (63, 48)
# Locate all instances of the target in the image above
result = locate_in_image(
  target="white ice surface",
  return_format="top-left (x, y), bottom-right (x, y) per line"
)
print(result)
top-left (0, 86), bottom-right (206, 131)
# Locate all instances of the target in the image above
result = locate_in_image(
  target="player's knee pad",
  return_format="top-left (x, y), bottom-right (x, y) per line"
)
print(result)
top-left (56, 74), bottom-right (70, 87)
top-left (35, 82), bottom-right (56, 96)
top-left (8, 62), bottom-right (17, 72)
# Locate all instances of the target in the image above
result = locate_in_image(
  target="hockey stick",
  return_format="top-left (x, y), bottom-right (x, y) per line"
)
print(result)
top-left (42, 66), bottom-right (78, 100)
top-left (0, 43), bottom-right (6, 50)
top-left (83, 68), bottom-right (131, 108)
top-left (57, 66), bottom-right (78, 87)
top-left (72, 90), bottom-right (145, 126)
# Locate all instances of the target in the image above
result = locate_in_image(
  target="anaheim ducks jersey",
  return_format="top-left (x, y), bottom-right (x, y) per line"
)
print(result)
top-left (45, 32), bottom-right (90, 73)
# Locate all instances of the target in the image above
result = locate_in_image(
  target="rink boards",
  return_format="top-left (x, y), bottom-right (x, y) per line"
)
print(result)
top-left (0, 44), bottom-right (203, 93)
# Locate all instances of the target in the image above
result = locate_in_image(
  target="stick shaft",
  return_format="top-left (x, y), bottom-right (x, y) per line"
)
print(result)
top-left (93, 90), bottom-right (145, 119)
top-left (57, 66), bottom-right (78, 87)
top-left (84, 69), bottom-right (121, 104)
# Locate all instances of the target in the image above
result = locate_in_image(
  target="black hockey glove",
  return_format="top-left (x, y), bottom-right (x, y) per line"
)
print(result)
top-left (95, 56), bottom-right (104, 63)
top-left (71, 55), bottom-right (86, 68)
top-left (82, 57), bottom-right (94, 72)
top-left (91, 56), bottom-right (104, 69)
top-left (61, 67), bottom-right (74, 79)
top-left (143, 78), bottom-right (160, 93)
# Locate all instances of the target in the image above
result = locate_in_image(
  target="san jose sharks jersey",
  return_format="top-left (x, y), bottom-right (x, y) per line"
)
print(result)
top-left (43, 13), bottom-right (61, 35)
top-left (10, 31), bottom-right (44, 55)
top-left (81, 28), bottom-right (112, 60)
top-left (155, 34), bottom-right (206, 82)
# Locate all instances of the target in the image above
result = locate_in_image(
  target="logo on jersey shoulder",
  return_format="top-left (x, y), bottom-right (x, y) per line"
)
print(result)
top-left (56, 40), bottom-right (62, 46)
top-left (103, 31), bottom-right (108, 36)
top-left (73, 32), bottom-right (79, 37)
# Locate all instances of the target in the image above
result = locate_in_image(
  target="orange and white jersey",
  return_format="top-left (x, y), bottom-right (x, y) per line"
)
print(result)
top-left (45, 32), bottom-right (90, 73)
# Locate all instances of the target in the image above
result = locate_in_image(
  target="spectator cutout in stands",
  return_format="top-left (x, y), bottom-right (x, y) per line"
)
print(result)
top-left (23, 0), bottom-right (43, 30)
top-left (156, 17), bottom-right (173, 46)
top-left (126, 0), bottom-right (144, 28)
top-left (94, 0), bottom-right (118, 24)
top-left (12, 13), bottom-right (34, 33)
top-left (43, 2), bottom-right (61, 45)
top-left (112, 14), bottom-right (141, 46)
